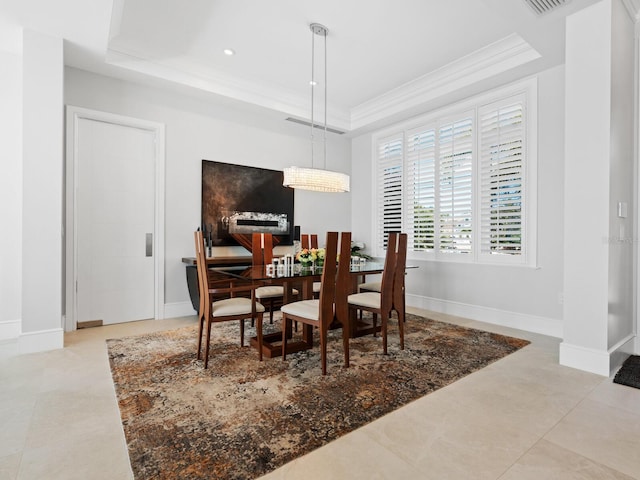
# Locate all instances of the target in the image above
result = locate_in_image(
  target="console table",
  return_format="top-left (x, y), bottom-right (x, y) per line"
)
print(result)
top-left (182, 256), bottom-right (252, 311)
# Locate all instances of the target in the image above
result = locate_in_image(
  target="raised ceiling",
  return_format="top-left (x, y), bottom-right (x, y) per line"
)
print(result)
top-left (0, 0), bottom-right (611, 134)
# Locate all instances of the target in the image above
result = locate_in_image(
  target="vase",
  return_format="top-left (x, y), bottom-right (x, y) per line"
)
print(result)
top-left (300, 260), bottom-right (313, 269)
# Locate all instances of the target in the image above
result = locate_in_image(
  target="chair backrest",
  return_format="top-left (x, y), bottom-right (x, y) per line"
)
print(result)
top-left (194, 230), bottom-right (210, 316)
top-left (317, 232), bottom-right (338, 325)
top-left (334, 231), bottom-right (352, 332)
top-left (380, 232), bottom-right (399, 314)
top-left (251, 232), bottom-right (274, 265)
top-left (393, 233), bottom-right (408, 310)
top-left (301, 233), bottom-right (318, 250)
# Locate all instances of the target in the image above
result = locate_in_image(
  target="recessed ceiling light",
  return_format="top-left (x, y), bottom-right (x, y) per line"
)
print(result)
top-left (309, 80), bottom-right (317, 86)
top-left (223, 48), bottom-right (235, 56)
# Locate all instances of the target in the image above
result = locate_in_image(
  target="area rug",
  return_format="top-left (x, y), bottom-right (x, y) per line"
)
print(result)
top-left (613, 355), bottom-right (640, 389)
top-left (107, 313), bottom-right (529, 480)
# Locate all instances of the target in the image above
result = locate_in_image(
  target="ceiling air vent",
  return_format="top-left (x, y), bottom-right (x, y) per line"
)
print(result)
top-left (285, 117), bottom-right (345, 135)
top-left (523, 0), bottom-right (570, 16)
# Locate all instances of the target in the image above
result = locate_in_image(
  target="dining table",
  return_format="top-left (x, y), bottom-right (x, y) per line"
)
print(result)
top-left (210, 260), bottom-right (388, 358)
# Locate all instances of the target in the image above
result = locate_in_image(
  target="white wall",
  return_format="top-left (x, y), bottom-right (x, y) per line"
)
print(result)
top-left (561, 0), bottom-right (636, 376)
top-left (607, 0), bottom-right (635, 351)
top-left (563, 0), bottom-right (612, 357)
top-left (20, 30), bottom-right (65, 351)
top-left (351, 66), bottom-right (566, 337)
top-left (0, 51), bottom-right (22, 339)
top-left (64, 68), bottom-right (352, 313)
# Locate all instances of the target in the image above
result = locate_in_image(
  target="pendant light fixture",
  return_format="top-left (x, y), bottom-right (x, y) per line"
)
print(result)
top-left (283, 23), bottom-right (350, 193)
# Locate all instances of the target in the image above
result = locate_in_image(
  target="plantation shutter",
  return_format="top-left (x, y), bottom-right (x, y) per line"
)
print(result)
top-left (405, 126), bottom-right (436, 251)
top-left (479, 96), bottom-right (525, 258)
top-left (376, 135), bottom-right (403, 250)
top-left (438, 116), bottom-right (473, 254)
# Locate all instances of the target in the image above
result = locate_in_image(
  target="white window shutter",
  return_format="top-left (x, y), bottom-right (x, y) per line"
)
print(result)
top-left (438, 117), bottom-right (473, 254)
top-left (479, 96), bottom-right (525, 259)
top-left (372, 79), bottom-right (535, 265)
top-left (406, 127), bottom-right (436, 251)
top-left (376, 135), bottom-right (403, 251)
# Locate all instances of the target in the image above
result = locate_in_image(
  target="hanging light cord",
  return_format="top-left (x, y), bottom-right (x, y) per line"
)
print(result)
top-left (323, 29), bottom-right (327, 170)
top-left (310, 27), bottom-right (315, 169)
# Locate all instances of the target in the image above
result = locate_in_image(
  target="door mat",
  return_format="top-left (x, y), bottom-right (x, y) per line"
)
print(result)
top-left (613, 355), bottom-right (640, 389)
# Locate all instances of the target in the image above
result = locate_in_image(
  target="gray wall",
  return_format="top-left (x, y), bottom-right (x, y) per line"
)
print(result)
top-left (351, 66), bottom-right (567, 336)
top-left (64, 68), bottom-right (352, 312)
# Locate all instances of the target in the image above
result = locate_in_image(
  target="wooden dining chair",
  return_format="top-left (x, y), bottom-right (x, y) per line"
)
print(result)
top-left (358, 234), bottom-right (408, 330)
top-left (281, 231), bottom-right (351, 375)
top-left (300, 233), bottom-right (318, 249)
top-left (301, 232), bottom-right (321, 298)
top-left (194, 230), bottom-right (266, 368)
top-left (392, 233), bottom-right (408, 343)
top-left (358, 278), bottom-right (381, 293)
top-left (347, 232), bottom-right (406, 354)
top-left (251, 233), bottom-right (298, 324)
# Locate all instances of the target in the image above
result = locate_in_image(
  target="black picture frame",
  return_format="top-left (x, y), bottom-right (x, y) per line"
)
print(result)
top-left (201, 160), bottom-right (294, 246)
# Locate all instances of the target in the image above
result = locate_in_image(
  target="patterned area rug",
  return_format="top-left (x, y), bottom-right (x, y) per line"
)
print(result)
top-left (107, 313), bottom-right (529, 480)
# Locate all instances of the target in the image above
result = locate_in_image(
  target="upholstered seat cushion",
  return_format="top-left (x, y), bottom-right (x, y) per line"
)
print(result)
top-left (280, 299), bottom-right (320, 321)
top-left (256, 285), bottom-right (299, 299)
top-left (347, 292), bottom-right (380, 309)
top-left (211, 297), bottom-right (265, 317)
top-left (358, 281), bottom-right (381, 293)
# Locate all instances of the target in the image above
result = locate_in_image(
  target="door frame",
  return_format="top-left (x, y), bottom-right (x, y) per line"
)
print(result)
top-left (65, 106), bottom-right (166, 331)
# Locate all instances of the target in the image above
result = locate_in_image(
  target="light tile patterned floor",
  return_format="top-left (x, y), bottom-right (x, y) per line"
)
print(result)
top-left (1, 309), bottom-right (638, 480)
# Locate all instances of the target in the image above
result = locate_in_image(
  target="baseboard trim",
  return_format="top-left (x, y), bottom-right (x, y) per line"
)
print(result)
top-left (559, 342), bottom-right (610, 376)
top-left (164, 301), bottom-right (196, 319)
top-left (406, 294), bottom-right (562, 338)
top-left (18, 327), bottom-right (64, 354)
top-left (559, 334), bottom-right (636, 377)
top-left (609, 334), bottom-right (636, 375)
top-left (0, 319), bottom-right (21, 340)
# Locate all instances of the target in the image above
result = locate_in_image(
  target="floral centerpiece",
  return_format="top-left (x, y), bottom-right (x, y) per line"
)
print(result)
top-left (296, 247), bottom-right (325, 267)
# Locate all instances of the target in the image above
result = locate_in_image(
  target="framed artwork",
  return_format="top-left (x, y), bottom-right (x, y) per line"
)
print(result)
top-left (201, 160), bottom-right (295, 246)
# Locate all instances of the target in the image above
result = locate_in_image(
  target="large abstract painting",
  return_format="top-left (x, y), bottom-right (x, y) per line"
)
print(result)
top-left (201, 160), bottom-right (294, 246)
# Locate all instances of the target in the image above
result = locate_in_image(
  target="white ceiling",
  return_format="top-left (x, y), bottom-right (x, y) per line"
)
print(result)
top-left (0, 0), bottom-right (616, 135)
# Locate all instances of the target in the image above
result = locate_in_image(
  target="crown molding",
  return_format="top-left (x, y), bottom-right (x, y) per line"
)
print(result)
top-left (106, 34), bottom-right (539, 133)
top-left (105, 47), bottom-right (352, 131)
top-left (349, 34), bottom-right (541, 131)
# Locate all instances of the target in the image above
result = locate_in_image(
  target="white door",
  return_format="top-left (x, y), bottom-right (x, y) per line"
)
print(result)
top-left (75, 117), bottom-right (156, 325)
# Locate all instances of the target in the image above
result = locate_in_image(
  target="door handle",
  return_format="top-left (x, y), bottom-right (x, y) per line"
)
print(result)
top-left (146, 233), bottom-right (153, 257)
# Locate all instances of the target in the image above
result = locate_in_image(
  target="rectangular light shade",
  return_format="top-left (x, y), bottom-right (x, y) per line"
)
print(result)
top-left (283, 167), bottom-right (350, 193)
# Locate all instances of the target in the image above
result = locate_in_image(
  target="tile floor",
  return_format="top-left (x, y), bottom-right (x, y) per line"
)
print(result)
top-left (1, 308), bottom-right (639, 479)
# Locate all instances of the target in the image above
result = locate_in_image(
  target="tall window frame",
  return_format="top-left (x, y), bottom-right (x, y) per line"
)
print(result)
top-left (373, 79), bottom-right (537, 266)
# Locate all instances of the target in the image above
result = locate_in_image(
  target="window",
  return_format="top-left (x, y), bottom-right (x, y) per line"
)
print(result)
top-left (375, 135), bottom-right (403, 249)
top-left (374, 80), bottom-right (536, 265)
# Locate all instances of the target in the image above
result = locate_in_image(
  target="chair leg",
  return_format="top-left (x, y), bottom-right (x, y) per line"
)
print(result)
top-left (269, 299), bottom-right (274, 324)
top-left (196, 315), bottom-right (204, 359)
top-left (240, 319), bottom-right (245, 347)
top-left (320, 325), bottom-right (327, 375)
top-left (204, 321), bottom-right (212, 369)
top-left (281, 316), bottom-right (288, 360)
top-left (256, 313), bottom-right (264, 361)
top-left (382, 313), bottom-right (388, 355)
top-left (372, 312), bottom-right (378, 337)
